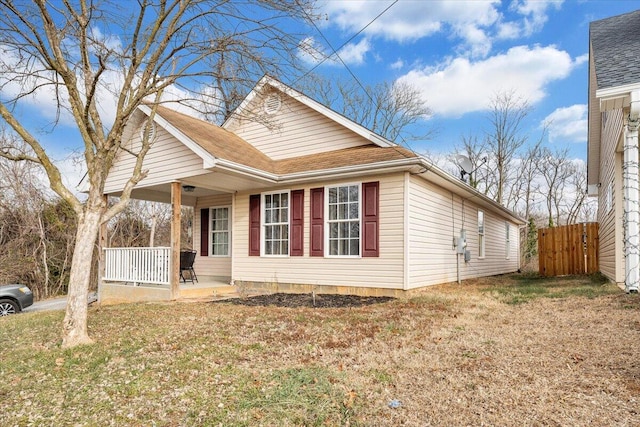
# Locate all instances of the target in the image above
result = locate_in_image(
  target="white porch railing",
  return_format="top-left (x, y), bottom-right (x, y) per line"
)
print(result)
top-left (103, 247), bottom-right (171, 285)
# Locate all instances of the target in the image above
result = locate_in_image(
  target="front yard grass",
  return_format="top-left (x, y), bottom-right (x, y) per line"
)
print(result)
top-left (1, 274), bottom-right (639, 426)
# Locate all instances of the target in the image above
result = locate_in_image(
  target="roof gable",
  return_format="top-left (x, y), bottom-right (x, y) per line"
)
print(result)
top-left (223, 75), bottom-right (395, 150)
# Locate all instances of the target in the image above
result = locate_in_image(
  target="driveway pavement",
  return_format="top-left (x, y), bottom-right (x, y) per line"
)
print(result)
top-left (23, 292), bottom-right (97, 313)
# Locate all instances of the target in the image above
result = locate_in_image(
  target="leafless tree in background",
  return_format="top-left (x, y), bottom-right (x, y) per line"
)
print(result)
top-left (0, 0), bottom-right (315, 347)
top-left (298, 75), bottom-right (434, 143)
top-left (484, 91), bottom-right (532, 205)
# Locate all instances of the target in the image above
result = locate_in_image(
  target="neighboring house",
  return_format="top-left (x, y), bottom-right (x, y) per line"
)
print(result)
top-left (99, 76), bottom-right (524, 303)
top-left (588, 10), bottom-right (640, 292)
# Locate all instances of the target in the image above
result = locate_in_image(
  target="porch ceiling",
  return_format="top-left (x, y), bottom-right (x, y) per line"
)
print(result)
top-left (105, 169), bottom-right (273, 206)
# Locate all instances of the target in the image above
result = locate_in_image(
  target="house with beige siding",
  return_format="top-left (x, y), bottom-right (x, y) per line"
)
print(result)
top-left (99, 76), bottom-right (524, 303)
top-left (587, 10), bottom-right (640, 292)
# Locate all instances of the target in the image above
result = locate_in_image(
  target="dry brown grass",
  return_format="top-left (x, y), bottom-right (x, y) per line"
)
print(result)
top-left (2, 274), bottom-right (640, 426)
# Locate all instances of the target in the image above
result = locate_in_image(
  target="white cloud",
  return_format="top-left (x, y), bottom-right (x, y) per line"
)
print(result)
top-left (390, 59), bottom-right (404, 70)
top-left (320, 0), bottom-right (501, 56)
top-left (543, 104), bottom-right (587, 143)
top-left (319, 0), bottom-right (563, 59)
top-left (298, 36), bottom-right (331, 65)
top-left (297, 36), bottom-right (370, 66)
top-left (513, 0), bottom-right (563, 36)
top-left (337, 38), bottom-right (371, 65)
top-left (396, 45), bottom-right (575, 117)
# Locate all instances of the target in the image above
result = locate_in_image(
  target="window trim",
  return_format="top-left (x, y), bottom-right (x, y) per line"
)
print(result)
top-left (324, 182), bottom-right (362, 258)
top-left (505, 221), bottom-right (510, 260)
top-left (261, 189), bottom-right (290, 257)
top-left (605, 181), bottom-right (613, 214)
top-left (209, 206), bottom-right (231, 258)
top-left (478, 210), bottom-right (485, 259)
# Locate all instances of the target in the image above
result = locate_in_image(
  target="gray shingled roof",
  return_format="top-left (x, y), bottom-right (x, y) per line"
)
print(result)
top-left (590, 9), bottom-right (640, 90)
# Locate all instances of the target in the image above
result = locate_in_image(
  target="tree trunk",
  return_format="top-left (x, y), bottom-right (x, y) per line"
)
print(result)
top-left (61, 209), bottom-right (102, 348)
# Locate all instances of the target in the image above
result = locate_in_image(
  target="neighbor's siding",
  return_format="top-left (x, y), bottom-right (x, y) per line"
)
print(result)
top-left (407, 175), bottom-right (520, 288)
top-left (597, 108), bottom-right (624, 283)
top-left (231, 173), bottom-right (405, 289)
top-left (104, 122), bottom-right (205, 194)
top-left (194, 194), bottom-right (234, 278)
top-left (226, 91), bottom-right (369, 160)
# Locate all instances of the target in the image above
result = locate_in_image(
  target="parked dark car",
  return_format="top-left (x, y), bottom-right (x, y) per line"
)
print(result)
top-left (0, 284), bottom-right (34, 315)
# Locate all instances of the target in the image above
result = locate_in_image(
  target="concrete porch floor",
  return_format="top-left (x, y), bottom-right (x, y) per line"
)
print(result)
top-left (98, 276), bottom-right (236, 305)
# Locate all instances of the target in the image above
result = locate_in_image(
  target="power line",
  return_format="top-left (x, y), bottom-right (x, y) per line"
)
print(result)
top-left (293, 0), bottom-right (399, 85)
top-left (294, 1), bottom-right (428, 158)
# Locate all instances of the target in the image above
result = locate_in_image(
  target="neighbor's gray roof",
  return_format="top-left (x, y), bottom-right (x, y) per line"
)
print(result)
top-left (590, 9), bottom-right (640, 90)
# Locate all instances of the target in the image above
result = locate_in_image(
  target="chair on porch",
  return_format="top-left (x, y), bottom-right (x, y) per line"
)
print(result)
top-left (179, 250), bottom-right (198, 284)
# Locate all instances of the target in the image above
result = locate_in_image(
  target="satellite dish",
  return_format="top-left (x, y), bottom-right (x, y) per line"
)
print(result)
top-left (456, 155), bottom-right (473, 174)
top-left (454, 155), bottom-right (488, 183)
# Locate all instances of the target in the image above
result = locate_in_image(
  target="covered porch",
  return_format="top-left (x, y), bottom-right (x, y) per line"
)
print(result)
top-left (98, 246), bottom-right (235, 304)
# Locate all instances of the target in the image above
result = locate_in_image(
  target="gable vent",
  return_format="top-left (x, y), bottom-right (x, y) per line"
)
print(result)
top-left (139, 119), bottom-right (157, 143)
top-left (263, 93), bottom-right (281, 115)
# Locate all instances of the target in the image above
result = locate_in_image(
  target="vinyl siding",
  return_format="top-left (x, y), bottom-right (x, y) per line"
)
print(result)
top-left (597, 109), bottom-right (624, 283)
top-left (194, 194), bottom-right (234, 277)
top-left (227, 92), bottom-right (369, 160)
top-left (231, 173), bottom-right (405, 289)
top-left (105, 123), bottom-right (205, 194)
top-left (407, 175), bottom-right (520, 288)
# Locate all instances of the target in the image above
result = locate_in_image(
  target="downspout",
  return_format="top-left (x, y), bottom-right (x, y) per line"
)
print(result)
top-left (624, 90), bottom-right (640, 293)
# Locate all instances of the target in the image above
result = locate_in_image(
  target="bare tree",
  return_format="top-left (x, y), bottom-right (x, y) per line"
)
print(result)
top-left (0, 0), bottom-right (314, 347)
top-left (298, 75), bottom-right (433, 143)
top-left (504, 138), bottom-right (544, 218)
top-left (484, 91), bottom-right (532, 205)
top-left (565, 163), bottom-right (589, 225)
top-left (0, 141), bottom-right (76, 299)
top-left (540, 147), bottom-right (573, 227)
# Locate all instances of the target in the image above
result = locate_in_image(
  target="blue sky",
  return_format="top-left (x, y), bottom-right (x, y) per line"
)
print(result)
top-left (300, 0), bottom-right (640, 162)
top-left (5, 0), bottom-right (640, 188)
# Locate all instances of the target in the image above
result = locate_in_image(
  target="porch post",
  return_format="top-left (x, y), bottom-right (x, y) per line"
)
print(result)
top-left (170, 182), bottom-right (182, 299)
top-left (624, 117), bottom-right (640, 293)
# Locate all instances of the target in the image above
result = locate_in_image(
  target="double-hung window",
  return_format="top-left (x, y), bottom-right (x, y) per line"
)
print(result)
top-left (478, 210), bottom-right (485, 258)
top-left (210, 207), bottom-right (230, 256)
top-left (263, 191), bottom-right (289, 256)
top-left (327, 184), bottom-right (360, 256)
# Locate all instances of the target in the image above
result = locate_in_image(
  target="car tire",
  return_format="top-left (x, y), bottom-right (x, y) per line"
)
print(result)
top-left (0, 299), bottom-right (19, 316)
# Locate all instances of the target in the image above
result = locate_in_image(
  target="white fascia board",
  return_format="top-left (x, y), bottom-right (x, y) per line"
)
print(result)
top-left (138, 105), bottom-right (218, 168)
top-left (597, 83), bottom-right (640, 112)
top-left (213, 158), bottom-right (278, 183)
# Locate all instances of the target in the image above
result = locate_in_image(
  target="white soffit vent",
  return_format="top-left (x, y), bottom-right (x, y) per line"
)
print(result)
top-left (263, 93), bottom-right (282, 115)
top-left (140, 119), bottom-right (157, 143)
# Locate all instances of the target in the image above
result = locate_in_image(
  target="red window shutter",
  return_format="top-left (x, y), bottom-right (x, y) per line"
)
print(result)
top-left (310, 187), bottom-right (324, 257)
top-left (200, 208), bottom-right (209, 256)
top-left (362, 181), bottom-right (379, 257)
top-left (290, 190), bottom-right (304, 256)
top-left (249, 194), bottom-right (261, 256)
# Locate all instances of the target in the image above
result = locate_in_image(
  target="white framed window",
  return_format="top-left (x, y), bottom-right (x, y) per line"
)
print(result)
top-left (326, 183), bottom-right (360, 257)
top-left (262, 190), bottom-right (289, 256)
top-left (210, 206), bottom-right (230, 257)
top-left (478, 210), bottom-right (485, 258)
top-left (505, 221), bottom-right (510, 259)
top-left (605, 181), bottom-right (613, 214)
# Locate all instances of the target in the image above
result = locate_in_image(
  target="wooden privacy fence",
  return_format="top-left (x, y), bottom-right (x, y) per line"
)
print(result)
top-left (538, 222), bottom-right (599, 276)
